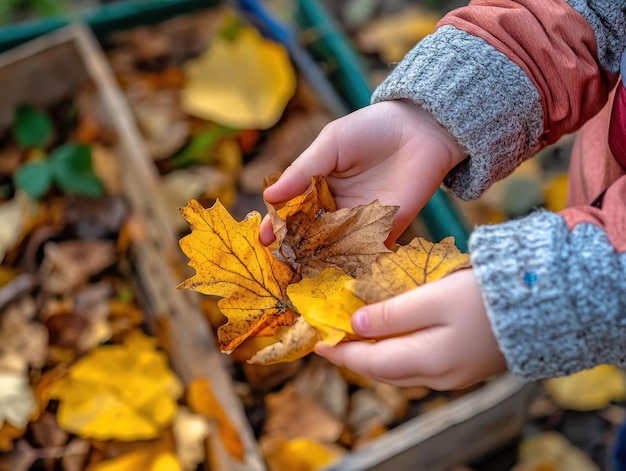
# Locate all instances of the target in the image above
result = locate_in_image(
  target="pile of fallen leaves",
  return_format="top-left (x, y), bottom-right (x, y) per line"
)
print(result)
top-left (0, 85), bottom-right (242, 470)
top-left (178, 175), bottom-right (475, 468)
top-left (104, 5), bottom-right (332, 231)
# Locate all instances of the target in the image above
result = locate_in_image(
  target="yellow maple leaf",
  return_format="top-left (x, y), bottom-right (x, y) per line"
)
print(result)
top-left (182, 26), bottom-right (296, 130)
top-left (179, 199), bottom-right (299, 353)
top-left (187, 378), bottom-right (245, 462)
top-left (46, 330), bottom-right (182, 441)
top-left (348, 236), bottom-right (471, 304)
top-left (288, 268), bottom-right (364, 345)
top-left (248, 268), bottom-right (365, 365)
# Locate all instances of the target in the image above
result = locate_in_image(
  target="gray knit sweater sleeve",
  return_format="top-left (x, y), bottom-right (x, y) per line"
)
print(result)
top-left (370, 1), bottom-right (626, 380)
top-left (371, 1), bottom-right (626, 200)
top-left (470, 211), bottom-right (626, 380)
top-left (372, 25), bottom-right (543, 200)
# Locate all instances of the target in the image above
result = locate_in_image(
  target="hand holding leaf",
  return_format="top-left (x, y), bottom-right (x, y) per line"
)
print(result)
top-left (179, 175), bottom-right (470, 364)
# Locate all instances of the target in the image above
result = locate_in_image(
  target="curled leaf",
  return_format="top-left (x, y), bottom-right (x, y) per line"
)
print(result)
top-left (247, 317), bottom-right (319, 365)
top-left (268, 176), bottom-right (397, 278)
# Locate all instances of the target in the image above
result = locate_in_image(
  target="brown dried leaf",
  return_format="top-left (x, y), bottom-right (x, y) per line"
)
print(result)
top-left (263, 384), bottom-right (343, 443)
top-left (41, 240), bottom-right (117, 294)
top-left (268, 176), bottom-right (397, 278)
top-left (0, 296), bottom-right (47, 371)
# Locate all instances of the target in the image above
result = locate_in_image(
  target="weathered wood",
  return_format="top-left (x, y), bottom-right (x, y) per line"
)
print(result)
top-left (0, 22), bottom-right (535, 471)
top-left (323, 375), bottom-right (535, 471)
top-left (0, 24), bottom-right (266, 471)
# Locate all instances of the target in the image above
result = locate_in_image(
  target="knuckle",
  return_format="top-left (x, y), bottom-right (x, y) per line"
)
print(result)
top-left (363, 354), bottom-right (390, 380)
top-left (377, 301), bottom-right (397, 331)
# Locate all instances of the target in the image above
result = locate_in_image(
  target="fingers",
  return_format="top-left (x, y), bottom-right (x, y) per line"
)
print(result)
top-left (263, 123), bottom-right (339, 204)
top-left (351, 282), bottom-right (444, 338)
top-left (315, 331), bottom-right (453, 388)
top-left (258, 215), bottom-right (275, 246)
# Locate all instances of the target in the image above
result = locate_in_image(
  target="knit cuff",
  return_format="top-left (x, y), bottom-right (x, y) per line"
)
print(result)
top-left (371, 25), bottom-right (544, 200)
top-left (470, 211), bottom-right (626, 381)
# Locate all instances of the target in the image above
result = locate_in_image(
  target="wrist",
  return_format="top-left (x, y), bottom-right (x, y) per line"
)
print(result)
top-left (394, 100), bottom-right (467, 170)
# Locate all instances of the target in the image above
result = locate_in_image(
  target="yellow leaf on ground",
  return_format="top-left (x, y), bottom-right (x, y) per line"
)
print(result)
top-left (248, 317), bottom-right (319, 365)
top-left (87, 448), bottom-right (182, 471)
top-left (349, 236), bottom-right (471, 304)
top-left (512, 432), bottom-right (599, 471)
top-left (187, 378), bottom-right (245, 462)
top-left (261, 436), bottom-right (341, 471)
top-left (179, 200), bottom-right (299, 353)
top-left (545, 364), bottom-right (626, 411)
top-left (182, 26), bottom-right (296, 129)
top-left (356, 7), bottom-right (440, 63)
top-left (288, 268), bottom-right (364, 346)
top-left (544, 173), bottom-right (569, 212)
top-left (46, 330), bottom-right (183, 441)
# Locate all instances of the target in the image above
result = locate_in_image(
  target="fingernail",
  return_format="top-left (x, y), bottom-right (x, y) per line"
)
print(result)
top-left (352, 309), bottom-right (369, 333)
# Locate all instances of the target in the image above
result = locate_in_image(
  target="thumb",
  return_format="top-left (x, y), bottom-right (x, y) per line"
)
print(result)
top-left (263, 124), bottom-right (339, 204)
top-left (351, 288), bottom-right (440, 338)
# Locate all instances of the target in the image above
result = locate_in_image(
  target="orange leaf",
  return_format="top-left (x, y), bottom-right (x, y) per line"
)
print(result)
top-left (187, 378), bottom-right (245, 462)
top-left (0, 422), bottom-right (24, 452)
top-left (179, 200), bottom-right (299, 353)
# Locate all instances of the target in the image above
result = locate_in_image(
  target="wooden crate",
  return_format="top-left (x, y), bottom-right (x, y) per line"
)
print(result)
top-left (324, 374), bottom-right (535, 471)
top-left (0, 24), bottom-right (265, 471)
top-left (0, 20), bottom-right (538, 471)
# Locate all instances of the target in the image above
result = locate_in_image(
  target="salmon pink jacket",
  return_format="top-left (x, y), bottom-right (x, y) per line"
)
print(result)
top-left (372, 0), bottom-right (626, 381)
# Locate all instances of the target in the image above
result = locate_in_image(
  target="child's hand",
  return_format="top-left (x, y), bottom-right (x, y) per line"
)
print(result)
top-left (316, 269), bottom-right (507, 390)
top-left (260, 101), bottom-right (466, 246)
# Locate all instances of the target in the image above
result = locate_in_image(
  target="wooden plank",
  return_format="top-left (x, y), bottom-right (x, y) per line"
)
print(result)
top-left (0, 24), bottom-right (266, 471)
top-left (323, 375), bottom-right (536, 471)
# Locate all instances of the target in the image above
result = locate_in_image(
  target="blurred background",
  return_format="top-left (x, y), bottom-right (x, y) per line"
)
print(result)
top-left (0, 1), bottom-right (618, 471)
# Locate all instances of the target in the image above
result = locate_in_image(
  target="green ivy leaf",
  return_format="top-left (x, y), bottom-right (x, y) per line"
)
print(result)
top-left (50, 144), bottom-right (104, 198)
top-left (170, 124), bottom-right (236, 169)
top-left (14, 160), bottom-right (53, 200)
top-left (13, 105), bottom-right (53, 149)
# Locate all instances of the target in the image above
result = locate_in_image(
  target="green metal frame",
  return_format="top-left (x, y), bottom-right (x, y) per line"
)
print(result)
top-left (296, 0), bottom-right (470, 250)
